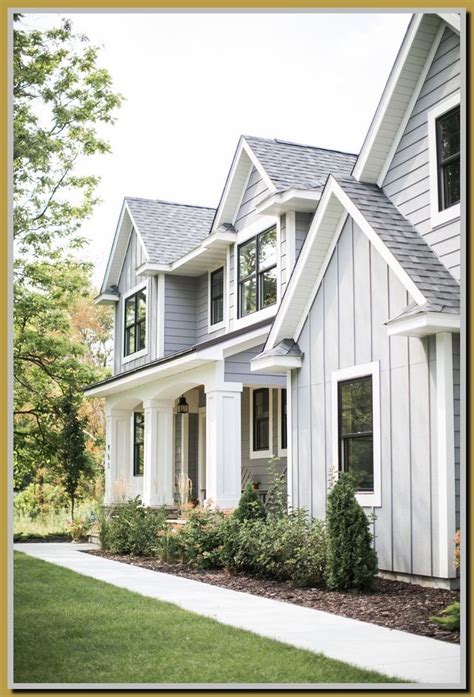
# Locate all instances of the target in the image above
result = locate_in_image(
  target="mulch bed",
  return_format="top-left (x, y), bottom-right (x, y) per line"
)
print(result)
top-left (85, 550), bottom-right (460, 644)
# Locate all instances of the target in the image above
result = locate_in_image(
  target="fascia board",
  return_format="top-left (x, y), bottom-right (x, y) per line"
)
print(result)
top-left (136, 262), bottom-right (171, 276)
top-left (124, 202), bottom-right (150, 262)
top-left (386, 311), bottom-right (460, 337)
top-left (212, 138), bottom-right (248, 232)
top-left (94, 293), bottom-right (119, 305)
top-left (241, 138), bottom-right (277, 193)
top-left (100, 201), bottom-right (127, 292)
top-left (250, 355), bottom-right (302, 374)
top-left (437, 11), bottom-right (461, 33)
top-left (353, 14), bottom-right (423, 182)
top-left (255, 189), bottom-right (321, 215)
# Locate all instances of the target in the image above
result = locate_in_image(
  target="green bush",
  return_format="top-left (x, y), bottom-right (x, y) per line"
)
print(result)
top-left (234, 483), bottom-right (266, 522)
top-left (265, 457), bottom-right (288, 519)
top-left (325, 473), bottom-right (378, 590)
top-left (284, 512), bottom-right (327, 587)
top-left (431, 602), bottom-right (460, 631)
top-left (103, 497), bottom-right (167, 556)
top-left (170, 508), bottom-right (227, 569)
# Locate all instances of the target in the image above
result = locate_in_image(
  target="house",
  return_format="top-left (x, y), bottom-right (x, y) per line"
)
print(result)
top-left (85, 11), bottom-right (463, 587)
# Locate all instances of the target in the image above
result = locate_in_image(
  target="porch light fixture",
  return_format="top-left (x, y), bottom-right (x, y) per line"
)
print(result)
top-left (177, 395), bottom-right (189, 414)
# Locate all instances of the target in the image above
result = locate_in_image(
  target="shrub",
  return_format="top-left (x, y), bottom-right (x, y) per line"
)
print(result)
top-left (67, 517), bottom-right (90, 541)
top-left (103, 497), bottom-right (167, 556)
top-left (173, 507), bottom-right (227, 569)
top-left (453, 530), bottom-right (460, 570)
top-left (155, 524), bottom-right (184, 563)
top-left (265, 457), bottom-right (287, 519)
top-left (431, 601), bottom-right (460, 631)
top-left (284, 512), bottom-right (327, 587)
top-left (325, 473), bottom-right (378, 590)
top-left (234, 482), bottom-right (266, 522)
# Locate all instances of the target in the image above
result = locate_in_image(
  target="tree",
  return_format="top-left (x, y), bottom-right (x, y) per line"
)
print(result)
top-left (58, 392), bottom-right (94, 519)
top-left (325, 473), bottom-right (378, 590)
top-left (13, 16), bottom-right (122, 493)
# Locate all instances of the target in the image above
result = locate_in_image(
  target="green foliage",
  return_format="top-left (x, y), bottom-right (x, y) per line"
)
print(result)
top-left (168, 508), bottom-right (227, 569)
top-left (14, 479), bottom-right (69, 517)
top-left (265, 457), bottom-right (288, 519)
top-left (325, 473), bottom-right (378, 590)
top-left (430, 602), bottom-right (460, 632)
top-left (234, 482), bottom-right (266, 522)
top-left (13, 15), bottom-right (121, 496)
top-left (103, 498), bottom-right (167, 556)
top-left (67, 517), bottom-right (91, 542)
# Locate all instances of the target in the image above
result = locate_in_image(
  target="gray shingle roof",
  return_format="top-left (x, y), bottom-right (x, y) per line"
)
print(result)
top-left (125, 197), bottom-right (215, 264)
top-left (244, 136), bottom-right (357, 191)
top-left (335, 176), bottom-right (460, 313)
top-left (254, 338), bottom-right (303, 362)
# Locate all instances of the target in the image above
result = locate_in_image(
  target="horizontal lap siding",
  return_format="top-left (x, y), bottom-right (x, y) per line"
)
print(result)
top-left (114, 231), bottom-right (157, 375)
top-left (234, 167), bottom-right (269, 231)
top-left (382, 26), bottom-right (461, 281)
top-left (292, 216), bottom-right (441, 577)
top-left (224, 345), bottom-right (286, 387)
top-left (295, 213), bottom-right (313, 260)
top-left (241, 387), bottom-right (287, 489)
top-left (280, 214), bottom-right (287, 294)
top-left (164, 275), bottom-right (197, 355)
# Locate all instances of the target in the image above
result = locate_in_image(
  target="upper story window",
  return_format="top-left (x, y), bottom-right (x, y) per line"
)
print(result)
top-left (124, 288), bottom-right (146, 357)
top-left (210, 267), bottom-right (224, 326)
top-left (238, 227), bottom-right (277, 318)
top-left (436, 105), bottom-right (460, 212)
top-left (428, 93), bottom-right (461, 228)
top-left (338, 376), bottom-right (373, 493)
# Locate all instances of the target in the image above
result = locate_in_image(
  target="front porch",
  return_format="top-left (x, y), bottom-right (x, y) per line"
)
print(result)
top-left (103, 362), bottom-right (287, 510)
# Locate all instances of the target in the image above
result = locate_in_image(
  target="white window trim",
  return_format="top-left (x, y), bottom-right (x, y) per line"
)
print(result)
top-left (277, 387), bottom-right (288, 458)
top-left (249, 386), bottom-right (273, 460)
top-left (234, 219), bottom-right (281, 331)
top-left (428, 92), bottom-right (461, 229)
top-left (208, 263), bottom-right (226, 333)
top-left (331, 361), bottom-right (381, 508)
top-left (122, 280), bottom-right (149, 364)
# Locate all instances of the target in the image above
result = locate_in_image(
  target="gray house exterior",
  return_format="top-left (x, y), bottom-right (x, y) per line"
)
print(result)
top-left (86, 12), bottom-right (463, 587)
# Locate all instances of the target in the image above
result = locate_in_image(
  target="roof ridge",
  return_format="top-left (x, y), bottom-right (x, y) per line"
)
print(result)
top-left (243, 134), bottom-right (357, 158)
top-left (125, 196), bottom-right (215, 211)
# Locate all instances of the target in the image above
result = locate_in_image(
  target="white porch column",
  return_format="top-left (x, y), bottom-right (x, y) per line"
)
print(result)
top-left (436, 332), bottom-right (456, 579)
top-left (104, 408), bottom-right (131, 505)
top-left (205, 383), bottom-right (242, 509)
top-left (143, 399), bottom-right (174, 507)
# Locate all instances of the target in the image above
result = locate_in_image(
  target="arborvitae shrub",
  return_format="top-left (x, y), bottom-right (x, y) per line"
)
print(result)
top-left (234, 482), bottom-right (267, 522)
top-left (325, 473), bottom-right (378, 590)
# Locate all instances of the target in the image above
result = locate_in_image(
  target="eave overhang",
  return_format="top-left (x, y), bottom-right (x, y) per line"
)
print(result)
top-left (250, 354), bottom-right (302, 374)
top-left (255, 188), bottom-right (321, 216)
top-left (95, 292), bottom-right (120, 306)
top-left (386, 311), bottom-right (460, 337)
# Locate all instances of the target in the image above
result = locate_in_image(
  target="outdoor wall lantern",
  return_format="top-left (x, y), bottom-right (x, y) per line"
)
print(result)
top-left (177, 395), bottom-right (189, 414)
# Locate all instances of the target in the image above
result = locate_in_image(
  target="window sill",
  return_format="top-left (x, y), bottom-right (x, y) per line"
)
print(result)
top-left (235, 304), bottom-right (278, 331)
top-left (122, 348), bottom-right (147, 364)
top-left (356, 491), bottom-right (381, 508)
top-left (250, 448), bottom-right (274, 460)
top-left (430, 202), bottom-right (460, 230)
top-left (208, 319), bottom-right (226, 333)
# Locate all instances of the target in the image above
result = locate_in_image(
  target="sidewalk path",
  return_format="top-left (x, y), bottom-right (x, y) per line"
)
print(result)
top-left (14, 543), bottom-right (462, 686)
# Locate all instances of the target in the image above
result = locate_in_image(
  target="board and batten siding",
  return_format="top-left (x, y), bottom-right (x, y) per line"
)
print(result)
top-left (114, 230), bottom-right (158, 375)
top-left (234, 167), bottom-right (269, 231)
top-left (241, 387), bottom-right (287, 489)
top-left (453, 333), bottom-right (460, 530)
top-left (291, 215), bottom-right (458, 579)
top-left (382, 25), bottom-right (461, 280)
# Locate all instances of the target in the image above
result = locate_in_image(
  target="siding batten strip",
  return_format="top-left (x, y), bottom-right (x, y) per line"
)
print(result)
top-left (435, 331), bottom-right (456, 578)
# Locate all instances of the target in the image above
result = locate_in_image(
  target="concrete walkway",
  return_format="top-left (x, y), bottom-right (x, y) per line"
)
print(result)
top-left (15, 543), bottom-right (462, 686)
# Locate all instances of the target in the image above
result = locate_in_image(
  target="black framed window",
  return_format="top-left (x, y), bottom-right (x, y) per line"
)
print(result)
top-left (338, 376), bottom-right (373, 492)
top-left (133, 412), bottom-right (144, 476)
top-left (210, 267), bottom-right (224, 325)
top-left (238, 227), bottom-right (277, 318)
top-left (124, 289), bottom-right (146, 357)
top-left (436, 105), bottom-right (460, 211)
top-left (281, 388), bottom-right (287, 450)
top-left (253, 388), bottom-right (270, 452)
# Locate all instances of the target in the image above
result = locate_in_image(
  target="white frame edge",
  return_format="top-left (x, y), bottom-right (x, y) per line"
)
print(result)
top-left (249, 386), bottom-right (274, 460)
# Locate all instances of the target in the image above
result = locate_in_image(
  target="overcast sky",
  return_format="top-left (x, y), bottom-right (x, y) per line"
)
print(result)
top-left (23, 10), bottom-right (411, 287)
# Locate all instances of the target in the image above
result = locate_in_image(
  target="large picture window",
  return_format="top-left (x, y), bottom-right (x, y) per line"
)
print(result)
top-left (238, 227), bottom-right (277, 317)
top-left (210, 267), bottom-right (224, 325)
top-left (252, 388), bottom-right (270, 452)
top-left (124, 288), bottom-right (146, 357)
top-left (133, 411), bottom-right (144, 476)
top-left (436, 105), bottom-right (460, 211)
top-left (338, 376), bottom-right (373, 492)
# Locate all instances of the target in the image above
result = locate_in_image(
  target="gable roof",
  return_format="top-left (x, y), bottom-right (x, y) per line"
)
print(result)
top-left (243, 136), bottom-right (357, 192)
top-left (125, 197), bottom-right (215, 265)
top-left (352, 12), bottom-right (461, 185)
top-left (265, 173), bottom-right (460, 350)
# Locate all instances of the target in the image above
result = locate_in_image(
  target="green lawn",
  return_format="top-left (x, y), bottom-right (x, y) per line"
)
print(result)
top-left (14, 551), bottom-right (402, 685)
